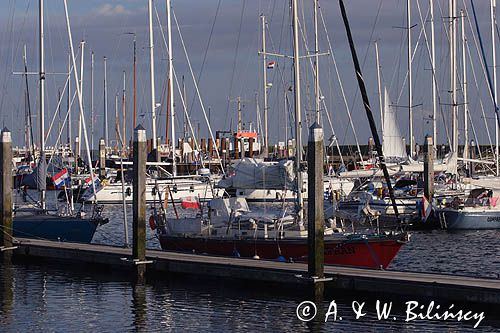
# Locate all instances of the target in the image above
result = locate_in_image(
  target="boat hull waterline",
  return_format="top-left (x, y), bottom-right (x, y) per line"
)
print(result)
top-left (159, 235), bottom-right (406, 269)
top-left (13, 215), bottom-right (100, 243)
top-left (439, 208), bottom-right (500, 230)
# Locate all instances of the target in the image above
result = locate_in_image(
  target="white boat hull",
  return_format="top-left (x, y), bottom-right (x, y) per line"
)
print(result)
top-left (439, 208), bottom-right (500, 230)
top-left (84, 179), bottom-right (221, 204)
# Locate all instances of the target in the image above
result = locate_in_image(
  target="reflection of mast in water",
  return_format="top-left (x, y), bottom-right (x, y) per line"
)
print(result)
top-left (0, 264), bottom-right (14, 319)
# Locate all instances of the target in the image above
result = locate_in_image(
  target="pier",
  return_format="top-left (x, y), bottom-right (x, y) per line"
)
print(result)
top-left (9, 237), bottom-right (500, 305)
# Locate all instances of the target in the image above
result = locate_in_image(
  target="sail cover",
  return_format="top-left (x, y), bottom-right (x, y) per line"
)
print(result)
top-left (35, 152), bottom-right (47, 191)
top-left (217, 158), bottom-right (295, 190)
top-left (382, 88), bottom-right (407, 159)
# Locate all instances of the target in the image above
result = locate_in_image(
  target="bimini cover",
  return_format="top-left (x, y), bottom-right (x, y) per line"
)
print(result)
top-left (217, 158), bottom-right (295, 189)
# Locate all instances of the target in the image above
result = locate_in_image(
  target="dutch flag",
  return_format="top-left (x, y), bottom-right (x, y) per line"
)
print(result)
top-left (267, 61), bottom-right (276, 69)
top-left (52, 168), bottom-right (70, 188)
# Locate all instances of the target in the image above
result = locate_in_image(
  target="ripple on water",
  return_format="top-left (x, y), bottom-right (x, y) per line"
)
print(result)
top-left (1, 265), bottom-right (500, 332)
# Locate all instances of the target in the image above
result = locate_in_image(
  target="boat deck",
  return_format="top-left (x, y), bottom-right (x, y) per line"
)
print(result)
top-left (10, 237), bottom-right (500, 304)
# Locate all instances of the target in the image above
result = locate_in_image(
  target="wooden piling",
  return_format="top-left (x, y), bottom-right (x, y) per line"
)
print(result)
top-left (189, 137), bottom-right (194, 162)
top-left (307, 123), bottom-right (325, 300)
top-left (133, 126), bottom-right (147, 283)
top-left (208, 138), bottom-right (213, 158)
top-left (99, 138), bottom-right (106, 178)
top-left (201, 138), bottom-right (206, 154)
top-left (234, 134), bottom-right (239, 160)
top-left (424, 135), bottom-right (434, 201)
top-left (0, 128), bottom-right (13, 263)
top-left (179, 139), bottom-right (186, 163)
top-left (248, 137), bottom-right (254, 158)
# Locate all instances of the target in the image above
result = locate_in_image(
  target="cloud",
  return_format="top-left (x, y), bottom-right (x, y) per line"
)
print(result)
top-left (94, 4), bottom-right (131, 17)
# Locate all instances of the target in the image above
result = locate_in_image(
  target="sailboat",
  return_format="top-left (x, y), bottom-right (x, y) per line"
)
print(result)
top-left (13, 0), bottom-right (107, 243)
top-left (151, 0), bottom-right (408, 269)
top-left (431, 3), bottom-right (500, 230)
top-left (84, 0), bottom-right (223, 205)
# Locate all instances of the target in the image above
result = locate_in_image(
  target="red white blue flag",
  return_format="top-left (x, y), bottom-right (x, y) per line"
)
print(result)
top-left (267, 61), bottom-right (276, 69)
top-left (52, 168), bottom-right (69, 188)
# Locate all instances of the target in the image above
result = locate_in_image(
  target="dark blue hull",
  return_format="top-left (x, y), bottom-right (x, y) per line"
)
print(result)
top-left (13, 215), bottom-right (99, 243)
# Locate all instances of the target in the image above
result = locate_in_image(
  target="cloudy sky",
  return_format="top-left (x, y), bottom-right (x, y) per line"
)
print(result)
top-left (0, 0), bottom-right (495, 151)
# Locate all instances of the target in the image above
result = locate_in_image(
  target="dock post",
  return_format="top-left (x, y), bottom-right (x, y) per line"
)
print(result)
top-left (133, 125), bottom-right (147, 283)
top-left (307, 123), bottom-right (325, 300)
top-left (99, 138), bottom-right (106, 178)
top-left (234, 134), bottom-right (239, 160)
top-left (0, 128), bottom-right (13, 263)
top-left (201, 138), bottom-right (206, 155)
top-left (248, 137), bottom-right (254, 158)
top-left (424, 135), bottom-right (434, 201)
top-left (208, 138), bottom-right (213, 159)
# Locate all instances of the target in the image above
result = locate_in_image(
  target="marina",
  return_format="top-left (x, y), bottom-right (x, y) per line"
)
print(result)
top-left (2, 0), bottom-right (500, 331)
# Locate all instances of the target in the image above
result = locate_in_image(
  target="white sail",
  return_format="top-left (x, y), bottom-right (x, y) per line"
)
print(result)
top-left (382, 88), bottom-right (407, 159)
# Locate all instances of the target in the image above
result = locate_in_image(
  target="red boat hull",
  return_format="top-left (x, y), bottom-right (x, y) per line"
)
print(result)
top-left (159, 235), bottom-right (406, 269)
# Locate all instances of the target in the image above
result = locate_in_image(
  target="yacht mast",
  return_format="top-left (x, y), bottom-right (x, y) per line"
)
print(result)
top-left (91, 51), bottom-right (94, 156)
top-left (261, 15), bottom-right (269, 157)
top-left (39, 0), bottom-right (46, 209)
top-left (133, 34), bottom-right (137, 130)
top-left (182, 76), bottom-right (187, 138)
top-left (292, 0), bottom-right (304, 222)
top-left (67, 53), bottom-right (72, 149)
top-left (148, 0), bottom-right (158, 159)
top-left (167, 0), bottom-right (176, 174)
top-left (104, 56), bottom-right (109, 147)
top-left (115, 93), bottom-right (119, 147)
top-left (492, 0), bottom-right (499, 175)
top-left (122, 70), bottom-right (126, 153)
top-left (450, 0), bottom-right (458, 158)
top-left (77, 40), bottom-right (84, 161)
top-left (314, 0), bottom-right (320, 124)
top-left (407, 0), bottom-right (413, 157)
top-left (430, 0), bottom-right (437, 151)
top-left (461, 9), bottom-right (469, 163)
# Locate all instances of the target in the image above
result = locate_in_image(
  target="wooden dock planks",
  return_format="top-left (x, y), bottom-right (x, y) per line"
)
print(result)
top-left (11, 237), bottom-right (500, 304)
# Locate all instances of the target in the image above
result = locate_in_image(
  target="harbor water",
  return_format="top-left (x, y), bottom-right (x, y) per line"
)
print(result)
top-left (2, 202), bottom-right (500, 331)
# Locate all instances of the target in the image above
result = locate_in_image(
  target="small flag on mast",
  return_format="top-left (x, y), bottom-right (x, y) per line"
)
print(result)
top-left (267, 61), bottom-right (276, 69)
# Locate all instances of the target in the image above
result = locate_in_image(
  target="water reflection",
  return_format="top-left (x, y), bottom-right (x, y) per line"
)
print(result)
top-left (132, 283), bottom-right (147, 331)
top-left (0, 263), bottom-right (13, 323)
top-left (0, 263), bottom-right (499, 332)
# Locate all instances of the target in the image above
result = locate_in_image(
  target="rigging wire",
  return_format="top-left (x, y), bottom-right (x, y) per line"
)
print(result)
top-left (463, 2), bottom-right (495, 152)
top-left (173, 9), bottom-right (225, 174)
top-left (224, 0), bottom-right (246, 129)
top-left (319, 7), bottom-right (361, 164)
top-left (414, 0), bottom-right (452, 148)
top-left (186, 0), bottom-right (223, 127)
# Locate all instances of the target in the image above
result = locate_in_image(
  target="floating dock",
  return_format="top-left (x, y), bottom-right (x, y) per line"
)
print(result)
top-left (11, 237), bottom-right (500, 305)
